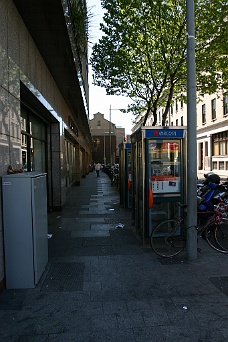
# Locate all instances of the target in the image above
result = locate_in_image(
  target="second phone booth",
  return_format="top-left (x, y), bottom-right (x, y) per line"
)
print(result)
top-left (119, 142), bottom-right (132, 209)
top-left (131, 127), bottom-right (187, 245)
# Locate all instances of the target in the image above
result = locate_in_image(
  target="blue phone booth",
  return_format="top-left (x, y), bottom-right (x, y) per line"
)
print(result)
top-left (131, 127), bottom-right (187, 245)
top-left (119, 142), bottom-right (132, 209)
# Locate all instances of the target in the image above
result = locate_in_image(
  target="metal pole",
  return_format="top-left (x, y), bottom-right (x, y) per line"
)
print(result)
top-left (103, 134), bottom-right (106, 164)
top-left (109, 104), bottom-right (112, 164)
top-left (186, 0), bottom-right (198, 260)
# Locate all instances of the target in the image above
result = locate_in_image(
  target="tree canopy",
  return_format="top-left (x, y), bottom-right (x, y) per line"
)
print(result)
top-left (90, 0), bottom-right (227, 125)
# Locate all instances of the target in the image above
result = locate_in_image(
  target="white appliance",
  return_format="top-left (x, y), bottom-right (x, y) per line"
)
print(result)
top-left (2, 172), bottom-right (48, 289)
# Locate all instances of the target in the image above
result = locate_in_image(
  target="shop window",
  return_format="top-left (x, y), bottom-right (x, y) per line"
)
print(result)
top-left (21, 105), bottom-right (46, 172)
top-left (213, 141), bottom-right (219, 156)
top-left (65, 140), bottom-right (76, 187)
top-left (212, 131), bottom-right (228, 156)
top-left (219, 140), bottom-right (226, 155)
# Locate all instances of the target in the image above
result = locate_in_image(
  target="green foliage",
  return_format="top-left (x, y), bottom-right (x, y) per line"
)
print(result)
top-left (91, 0), bottom-right (227, 125)
top-left (71, 0), bottom-right (88, 54)
top-left (195, 0), bottom-right (228, 94)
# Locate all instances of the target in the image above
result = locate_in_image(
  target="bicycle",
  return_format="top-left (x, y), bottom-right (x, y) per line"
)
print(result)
top-left (150, 202), bottom-right (228, 258)
top-left (203, 202), bottom-right (228, 253)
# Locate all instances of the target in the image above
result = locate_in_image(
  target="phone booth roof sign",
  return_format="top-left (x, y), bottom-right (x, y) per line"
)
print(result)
top-left (143, 127), bottom-right (186, 139)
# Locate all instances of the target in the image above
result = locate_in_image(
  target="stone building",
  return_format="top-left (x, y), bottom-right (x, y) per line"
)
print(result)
top-left (89, 112), bottom-right (125, 165)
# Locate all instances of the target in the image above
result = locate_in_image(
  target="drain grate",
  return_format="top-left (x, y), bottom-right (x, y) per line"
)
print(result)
top-left (41, 262), bottom-right (85, 292)
top-left (210, 276), bottom-right (228, 297)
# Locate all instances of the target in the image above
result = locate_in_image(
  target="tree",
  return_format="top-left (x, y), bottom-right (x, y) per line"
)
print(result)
top-left (195, 0), bottom-right (228, 95)
top-left (90, 0), bottom-right (227, 126)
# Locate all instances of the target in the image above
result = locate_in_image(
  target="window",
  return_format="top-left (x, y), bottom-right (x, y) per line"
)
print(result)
top-left (176, 119), bottom-right (178, 126)
top-left (223, 94), bottom-right (228, 116)
top-left (181, 100), bottom-right (183, 109)
top-left (202, 104), bottom-right (206, 124)
top-left (175, 100), bottom-right (178, 112)
top-left (211, 99), bottom-right (216, 120)
top-left (171, 106), bottom-right (173, 115)
top-left (212, 131), bottom-right (228, 156)
top-left (205, 141), bottom-right (208, 156)
top-left (212, 161), bottom-right (217, 169)
top-left (65, 140), bottom-right (76, 187)
top-left (219, 162), bottom-right (224, 170)
top-left (21, 105), bottom-right (46, 172)
top-left (97, 120), bottom-right (101, 126)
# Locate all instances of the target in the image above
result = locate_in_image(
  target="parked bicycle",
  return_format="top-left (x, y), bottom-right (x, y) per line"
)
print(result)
top-left (150, 202), bottom-right (228, 258)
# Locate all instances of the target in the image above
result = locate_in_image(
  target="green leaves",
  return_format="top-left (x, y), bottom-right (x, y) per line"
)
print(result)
top-left (91, 0), bottom-right (227, 125)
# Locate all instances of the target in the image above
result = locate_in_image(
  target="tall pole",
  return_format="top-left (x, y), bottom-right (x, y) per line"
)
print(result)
top-left (108, 105), bottom-right (126, 164)
top-left (103, 134), bottom-right (106, 164)
top-left (109, 105), bottom-right (112, 164)
top-left (186, 0), bottom-right (197, 260)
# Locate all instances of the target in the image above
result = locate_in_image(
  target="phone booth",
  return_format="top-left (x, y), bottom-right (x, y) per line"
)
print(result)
top-left (131, 127), bottom-right (187, 245)
top-left (119, 142), bottom-right (132, 209)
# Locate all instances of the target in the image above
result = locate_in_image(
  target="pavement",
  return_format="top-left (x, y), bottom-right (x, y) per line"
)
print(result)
top-left (0, 170), bottom-right (228, 342)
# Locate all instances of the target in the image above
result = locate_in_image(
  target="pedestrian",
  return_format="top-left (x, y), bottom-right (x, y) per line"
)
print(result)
top-left (95, 162), bottom-right (101, 177)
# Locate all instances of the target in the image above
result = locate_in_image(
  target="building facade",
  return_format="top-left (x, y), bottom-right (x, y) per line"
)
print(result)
top-left (0, 0), bottom-right (92, 290)
top-left (89, 112), bottom-right (125, 165)
top-left (168, 92), bottom-right (228, 178)
top-left (143, 92), bottom-right (228, 179)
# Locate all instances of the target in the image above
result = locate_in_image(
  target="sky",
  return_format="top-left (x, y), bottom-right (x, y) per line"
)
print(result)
top-left (87, 0), bottom-right (134, 135)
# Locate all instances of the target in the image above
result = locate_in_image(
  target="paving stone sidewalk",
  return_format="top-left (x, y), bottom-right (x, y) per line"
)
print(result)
top-left (0, 171), bottom-right (228, 341)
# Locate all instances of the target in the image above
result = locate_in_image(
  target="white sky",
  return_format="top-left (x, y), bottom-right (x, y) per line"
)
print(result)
top-left (87, 0), bottom-right (134, 134)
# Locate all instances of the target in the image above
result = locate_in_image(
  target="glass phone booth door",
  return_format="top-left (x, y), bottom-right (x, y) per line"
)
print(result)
top-left (144, 128), bottom-right (187, 240)
top-left (148, 139), bottom-right (183, 235)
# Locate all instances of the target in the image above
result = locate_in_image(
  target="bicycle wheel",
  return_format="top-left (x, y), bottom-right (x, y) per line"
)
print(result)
top-left (151, 219), bottom-right (186, 258)
top-left (214, 219), bottom-right (228, 252)
top-left (203, 219), bottom-right (228, 253)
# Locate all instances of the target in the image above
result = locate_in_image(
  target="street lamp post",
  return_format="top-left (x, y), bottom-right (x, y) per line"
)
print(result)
top-left (109, 105), bottom-right (126, 164)
top-left (103, 134), bottom-right (106, 165)
top-left (109, 105), bottom-right (112, 164)
top-left (103, 132), bottom-right (111, 165)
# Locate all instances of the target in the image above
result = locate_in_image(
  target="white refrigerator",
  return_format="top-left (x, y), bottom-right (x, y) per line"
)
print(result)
top-left (2, 172), bottom-right (48, 289)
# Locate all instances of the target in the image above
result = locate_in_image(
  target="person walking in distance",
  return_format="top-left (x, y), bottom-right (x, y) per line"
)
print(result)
top-left (95, 162), bottom-right (101, 177)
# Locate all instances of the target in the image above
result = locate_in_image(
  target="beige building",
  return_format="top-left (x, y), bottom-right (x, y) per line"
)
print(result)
top-left (89, 112), bottom-right (125, 164)
top-left (143, 92), bottom-right (228, 179)
top-left (169, 93), bottom-right (228, 179)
